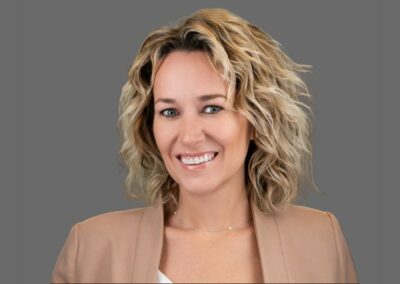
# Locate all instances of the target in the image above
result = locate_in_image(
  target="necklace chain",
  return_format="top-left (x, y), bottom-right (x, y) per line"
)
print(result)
top-left (172, 211), bottom-right (252, 233)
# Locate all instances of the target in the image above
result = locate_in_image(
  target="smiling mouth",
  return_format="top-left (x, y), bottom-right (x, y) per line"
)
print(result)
top-left (177, 152), bottom-right (219, 166)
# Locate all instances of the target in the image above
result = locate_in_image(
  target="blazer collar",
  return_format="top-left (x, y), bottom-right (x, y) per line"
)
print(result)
top-left (131, 194), bottom-right (290, 283)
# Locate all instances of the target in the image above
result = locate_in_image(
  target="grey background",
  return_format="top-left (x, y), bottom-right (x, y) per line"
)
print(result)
top-left (2, 0), bottom-right (397, 283)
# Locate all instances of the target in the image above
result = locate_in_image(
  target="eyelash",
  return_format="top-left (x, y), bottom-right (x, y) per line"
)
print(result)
top-left (159, 105), bottom-right (223, 118)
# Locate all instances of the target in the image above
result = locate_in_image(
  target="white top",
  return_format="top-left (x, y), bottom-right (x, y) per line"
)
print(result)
top-left (158, 270), bottom-right (173, 283)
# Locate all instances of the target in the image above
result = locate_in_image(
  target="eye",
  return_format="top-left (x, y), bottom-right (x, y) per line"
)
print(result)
top-left (203, 105), bottom-right (223, 114)
top-left (159, 108), bottom-right (178, 118)
top-left (158, 105), bottom-right (223, 119)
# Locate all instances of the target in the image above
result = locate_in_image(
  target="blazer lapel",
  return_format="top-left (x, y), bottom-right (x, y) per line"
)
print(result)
top-left (250, 200), bottom-right (290, 283)
top-left (131, 194), bottom-right (290, 283)
top-left (130, 195), bottom-right (164, 283)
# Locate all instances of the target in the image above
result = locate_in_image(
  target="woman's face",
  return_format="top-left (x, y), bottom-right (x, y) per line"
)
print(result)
top-left (153, 51), bottom-right (253, 195)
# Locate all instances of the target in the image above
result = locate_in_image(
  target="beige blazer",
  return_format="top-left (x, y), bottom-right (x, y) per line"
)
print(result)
top-left (51, 195), bottom-right (358, 283)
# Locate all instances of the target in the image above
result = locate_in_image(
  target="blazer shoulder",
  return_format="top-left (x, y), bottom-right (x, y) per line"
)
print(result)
top-left (274, 203), bottom-right (340, 237)
top-left (275, 204), bottom-right (359, 283)
top-left (284, 203), bottom-right (328, 216)
top-left (76, 206), bottom-right (149, 237)
top-left (278, 203), bottom-right (331, 221)
top-left (51, 207), bottom-right (151, 283)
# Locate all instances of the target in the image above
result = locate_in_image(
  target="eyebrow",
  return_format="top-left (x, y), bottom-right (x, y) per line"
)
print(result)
top-left (154, 94), bottom-right (226, 105)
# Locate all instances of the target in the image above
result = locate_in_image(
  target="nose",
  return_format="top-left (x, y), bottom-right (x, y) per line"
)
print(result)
top-left (178, 113), bottom-right (206, 147)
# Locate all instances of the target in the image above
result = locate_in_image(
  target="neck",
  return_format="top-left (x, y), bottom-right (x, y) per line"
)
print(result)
top-left (167, 182), bottom-right (252, 232)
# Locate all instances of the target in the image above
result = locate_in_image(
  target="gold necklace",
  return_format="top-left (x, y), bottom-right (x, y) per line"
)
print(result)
top-left (172, 211), bottom-right (252, 233)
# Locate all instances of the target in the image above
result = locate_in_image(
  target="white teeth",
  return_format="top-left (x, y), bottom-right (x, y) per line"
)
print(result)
top-left (180, 153), bottom-right (216, 165)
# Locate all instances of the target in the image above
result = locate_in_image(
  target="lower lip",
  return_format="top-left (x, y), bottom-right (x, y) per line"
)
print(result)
top-left (177, 153), bottom-right (218, 171)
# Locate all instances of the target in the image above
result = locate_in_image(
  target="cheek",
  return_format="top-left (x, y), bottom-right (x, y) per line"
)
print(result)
top-left (221, 117), bottom-right (250, 147)
top-left (228, 129), bottom-right (249, 154)
top-left (153, 120), bottom-right (175, 158)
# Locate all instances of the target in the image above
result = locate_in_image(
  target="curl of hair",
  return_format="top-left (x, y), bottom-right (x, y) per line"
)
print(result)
top-left (118, 8), bottom-right (319, 216)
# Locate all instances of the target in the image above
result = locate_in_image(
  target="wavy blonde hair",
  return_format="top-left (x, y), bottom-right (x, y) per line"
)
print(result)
top-left (118, 8), bottom-right (318, 215)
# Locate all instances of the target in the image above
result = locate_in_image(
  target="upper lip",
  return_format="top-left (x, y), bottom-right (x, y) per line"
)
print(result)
top-left (176, 151), bottom-right (218, 158)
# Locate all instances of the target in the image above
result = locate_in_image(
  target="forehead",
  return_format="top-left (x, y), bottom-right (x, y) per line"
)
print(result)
top-left (153, 51), bottom-right (227, 99)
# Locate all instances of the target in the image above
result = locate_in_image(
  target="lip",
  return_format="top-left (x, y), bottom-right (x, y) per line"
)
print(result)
top-left (176, 151), bottom-right (218, 159)
top-left (176, 152), bottom-right (219, 171)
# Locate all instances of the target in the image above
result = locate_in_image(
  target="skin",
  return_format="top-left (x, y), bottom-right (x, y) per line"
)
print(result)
top-left (152, 50), bottom-right (262, 283)
top-left (153, 50), bottom-right (254, 231)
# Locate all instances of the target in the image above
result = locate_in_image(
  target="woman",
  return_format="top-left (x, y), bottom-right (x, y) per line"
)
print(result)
top-left (51, 8), bottom-right (358, 283)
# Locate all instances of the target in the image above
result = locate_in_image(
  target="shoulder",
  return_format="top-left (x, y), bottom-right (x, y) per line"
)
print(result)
top-left (273, 204), bottom-right (344, 248)
top-left (275, 203), bottom-right (339, 230)
top-left (73, 206), bottom-right (149, 240)
top-left (272, 204), bottom-right (358, 282)
top-left (273, 203), bottom-right (344, 254)
top-left (52, 207), bottom-right (152, 282)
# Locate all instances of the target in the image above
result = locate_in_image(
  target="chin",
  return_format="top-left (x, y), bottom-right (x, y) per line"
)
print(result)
top-left (178, 182), bottom-right (217, 196)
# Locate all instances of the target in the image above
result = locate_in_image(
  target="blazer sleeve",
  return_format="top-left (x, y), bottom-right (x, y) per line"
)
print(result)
top-left (326, 212), bottom-right (359, 283)
top-left (50, 223), bottom-right (80, 283)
